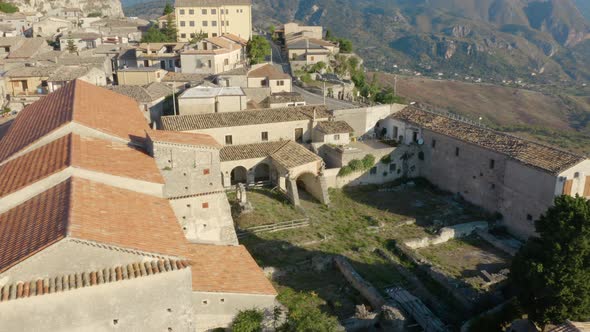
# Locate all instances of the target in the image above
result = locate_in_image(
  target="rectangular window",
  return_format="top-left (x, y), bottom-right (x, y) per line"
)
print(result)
top-left (225, 135), bottom-right (233, 145)
top-left (370, 167), bottom-right (377, 175)
top-left (203, 169), bottom-right (210, 175)
top-left (179, 9), bottom-right (185, 15)
top-left (294, 128), bottom-right (303, 143)
top-left (490, 159), bottom-right (495, 169)
top-left (334, 134), bottom-right (340, 140)
top-left (212, 33), bottom-right (217, 37)
top-left (392, 126), bottom-right (398, 140)
top-left (180, 21), bottom-right (186, 27)
top-left (226, 21), bottom-right (229, 26)
top-left (432, 139), bottom-right (436, 148)
top-left (221, 21), bottom-right (225, 26)
top-left (189, 9), bottom-right (194, 14)
top-left (455, 147), bottom-right (460, 157)
top-left (190, 33), bottom-right (195, 38)
top-left (224, 58), bottom-right (229, 65)
top-left (261, 132), bottom-right (268, 141)
top-left (277, 80), bottom-right (284, 86)
top-left (526, 214), bottom-right (533, 221)
top-left (211, 9), bottom-right (217, 14)
top-left (389, 163), bottom-right (396, 172)
top-left (202, 21), bottom-right (208, 26)
top-left (180, 33), bottom-right (186, 39)
top-left (412, 131), bottom-right (418, 142)
top-left (202, 202), bottom-right (209, 209)
top-left (212, 21), bottom-right (217, 27)
top-left (189, 21), bottom-right (195, 27)
top-left (202, 9), bottom-right (207, 14)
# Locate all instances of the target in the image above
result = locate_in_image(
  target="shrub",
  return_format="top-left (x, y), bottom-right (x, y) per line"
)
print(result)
top-left (338, 165), bottom-right (353, 177)
top-left (87, 12), bottom-right (102, 17)
top-left (0, 2), bottom-right (18, 13)
top-left (362, 154), bottom-right (376, 169)
top-left (301, 73), bottom-right (312, 83)
top-left (348, 159), bottom-right (364, 171)
top-left (278, 289), bottom-right (340, 332)
top-left (231, 309), bottom-right (263, 332)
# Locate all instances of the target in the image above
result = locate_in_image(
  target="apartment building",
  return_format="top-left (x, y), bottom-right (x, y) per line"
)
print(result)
top-left (181, 35), bottom-right (244, 75)
top-left (175, 0), bottom-right (252, 42)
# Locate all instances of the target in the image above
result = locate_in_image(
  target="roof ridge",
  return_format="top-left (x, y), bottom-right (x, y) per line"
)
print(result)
top-left (0, 258), bottom-right (191, 303)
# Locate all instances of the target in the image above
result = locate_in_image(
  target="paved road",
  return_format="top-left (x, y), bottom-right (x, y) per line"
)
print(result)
top-left (267, 36), bottom-right (357, 110)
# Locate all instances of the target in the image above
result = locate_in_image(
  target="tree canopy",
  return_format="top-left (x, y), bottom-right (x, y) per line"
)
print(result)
top-left (141, 25), bottom-right (169, 43)
top-left (0, 2), bottom-right (18, 13)
top-left (247, 35), bottom-right (271, 65)
top-left (278, 289), bottom-right (340, 331)
top-left (163, 2), bottom-right (174, 15)
top-left (66, 39), bottom-right (77, 54)
top-left (162, 13), bottom-right (177, 42)
top-left (231, 309), bottom-right (263, 332)
top-left (510, 195), bottom-right (590, 326)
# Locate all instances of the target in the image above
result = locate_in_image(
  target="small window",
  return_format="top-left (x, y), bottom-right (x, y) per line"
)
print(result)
top-left (431, 139), bottom-right (436, 148)
top-left (189, 21), bottom-right (195, 27)
top-left (221, 21), bottom-right (225, 26)
top-left (202, 300), bottom-right (208, 305)
top-left (202, 202), bottom-right (209, 209)
top-left (211, 9), bottom-right (217, 14)
top-left (202, 21), bottom-right (208, 27)
top-left (370, 167), bottom-right (377, 175)
top-left (490, 159), bottom-right (495, 169)
top-left (277, 80), bottom-right (284, 86)
top-left (226, 21), bottom-right (229, 26)
top-left (203, 169), bottom-right (210, 175)
top-left (202, 9), bottom-right (207, 14)
top-left (180, 33), bottom-right (186, 38)
top-left (418, 151), bottom-right (425, 160)
top-left (179, 9), bottom-right (185, 15)
top-left (180, 21), bottom-right (186, 27)
top-left (225, 135), bottom-right (233, 145)
top-left (526, 214), bottom-right (533, 221)
top-left (261, 132), bottom-right (268, 141)
top-left (212, 21), bottom-right (217, 27)
top-left (455, 147), bottom-right (460, 157)
top-left (189, 9), bottom-right (194, 14)
top-left (412, 131), bottom-right (418, 142)
top-left (389, 163), bottom-right (396, 172)
top-left (334, 134), bottom-right (340, 140)
top-left (212, 33), bottom-right (217, 37)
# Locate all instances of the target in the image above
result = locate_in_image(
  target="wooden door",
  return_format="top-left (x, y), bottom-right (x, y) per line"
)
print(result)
top-left (563, 179), bottom-right (573, 196)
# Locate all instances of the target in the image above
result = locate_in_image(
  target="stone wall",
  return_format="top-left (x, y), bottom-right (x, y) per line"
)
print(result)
top-left (404, 221), bottom-right (489, 249)
top-left (332, 104), bottom-right (406, 138)
top-left (178, 94), bottom-right (247, 115)
top-left (0, 266), bottom-right (193, 331)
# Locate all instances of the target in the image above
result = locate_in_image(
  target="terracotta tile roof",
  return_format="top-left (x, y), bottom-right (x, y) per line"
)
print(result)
top-left (247, 64), bottom-right (290, 80)
top-left (6, 38), bottom-right (47, 59)
top-left (221, 140), bottom-right (321, 169)
top-left (188, 244), bottom-right (276, 295)
top-left (206, 36), bottom-right (241, 50)
top-left (0, 80), bottom-right (150, 162)
top-left (265, 92), bottom-right (305, 104)
top-left (0, 259), bottom-right (190, 302)
top-left (0, 135), bottom-right (70, 198)
top-left (161, 105), bottom-right (331, 131)
top-left (68, 178), bottom-right (188, 257)
top-left (147, 129), bottom-right (221, 149)
top-left (220, 141), bottom-right (288, 161)
top-left (0, 134), bottom-right (164, 199)
top-left (0, 181), bottom-right (70, 273)
top-left (0, 177), bottom-right (190, 273)
top-left (221, 33), bottom-right (248, 46)
top-left (270, 141), bottom-right (322, 169)
top-left (162, 71), bottom-right (206, 83)
top-left (391, 107), bottom-right (586, 174)
top-left (316, 120), bottom-right (354, 134)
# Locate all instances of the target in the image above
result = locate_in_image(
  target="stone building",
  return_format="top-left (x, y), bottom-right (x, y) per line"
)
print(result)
top-left (161, 105), bottom-right (331, 146)
top-left (381, 107), bottom-right (590, 239)
top-left (108, 82), bottom-right (173, 126)
top-left (175, 0), bottom-right (252, 42)
top-left (181, 35), bottom-right (244, 75)
top-left (136, 42), bottom-right (186, 71)
top-left (0, 80), bottom-right (276, 331)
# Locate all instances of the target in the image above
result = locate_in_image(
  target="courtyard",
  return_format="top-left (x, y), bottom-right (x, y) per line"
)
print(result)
top-left (227, 180), bottom-right (510, 329)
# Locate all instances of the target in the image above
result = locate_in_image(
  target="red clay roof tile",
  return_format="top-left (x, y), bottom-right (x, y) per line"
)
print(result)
top-left (147, 129), bottom-right (221, 149)
top-left (0, 80), bottom-right (150, 162)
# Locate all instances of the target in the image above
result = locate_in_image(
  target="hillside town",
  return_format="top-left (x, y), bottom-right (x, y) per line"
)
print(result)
top-left (0, 0), bottom-right (589, 331)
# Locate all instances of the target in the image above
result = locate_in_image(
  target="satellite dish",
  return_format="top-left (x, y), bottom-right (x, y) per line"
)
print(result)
top-left (418, 138), bottom-right (424, 145)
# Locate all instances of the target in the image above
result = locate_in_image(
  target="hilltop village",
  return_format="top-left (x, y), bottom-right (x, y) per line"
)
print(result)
top-left (0, 0), bottom-right (589, 331)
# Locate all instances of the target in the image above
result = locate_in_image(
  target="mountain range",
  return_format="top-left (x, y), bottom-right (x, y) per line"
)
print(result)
top-left (123, 0), bottom-right (590, 82)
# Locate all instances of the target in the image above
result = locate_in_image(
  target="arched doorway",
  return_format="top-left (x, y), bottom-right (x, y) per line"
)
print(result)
top-left (254, 163), bottom-right (270, 183)
top-left (230, 166), bottom-right (248, 186)
top-left (296, 172), bottom-right (318, 201)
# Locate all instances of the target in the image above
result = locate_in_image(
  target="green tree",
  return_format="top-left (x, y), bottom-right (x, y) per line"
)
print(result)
top-left (163, 2), bottom-right (174, 15)
top-left (269, 24), bottom-right (276, 35)
top-left (375, 88), bottom-right (404, 104)
top-left (87, 12), bottom-right (102, 18)
top-left (189, 30), bottom-right (207, 44)
top-left (162, 13), bottom-right (177, 42)
top-left (231, 309), bottom-right (263, 332)
top-left (0, 2), bottom-right (18, 13)
top-left (247, 35), bottom-right (271, 65)
top-left (141, 25), bottom-right (168, 43)
top-left (325, 29), bottom-right (332, 41)
top-left (510, 195), bottom-right (590, 327)
top-left (66, 39), bottom-right (77, 54)
top-left (337, 38), bottom-right (353, 53)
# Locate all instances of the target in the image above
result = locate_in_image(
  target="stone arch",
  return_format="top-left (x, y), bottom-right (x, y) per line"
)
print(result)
top-left (294, 172), bottom-right (329, 205)
top-left (254, 163), bottom-right (271, 183)
top-left (230, 166), bottom-right (248, 186)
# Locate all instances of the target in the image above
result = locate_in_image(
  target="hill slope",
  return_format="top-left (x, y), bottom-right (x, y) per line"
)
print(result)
top-left (248, 0), bottom-right (590, 82)
top-left (370, 72), bottom-right (590, 154)
top-left (7, 0), bottom-right (124, 17)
